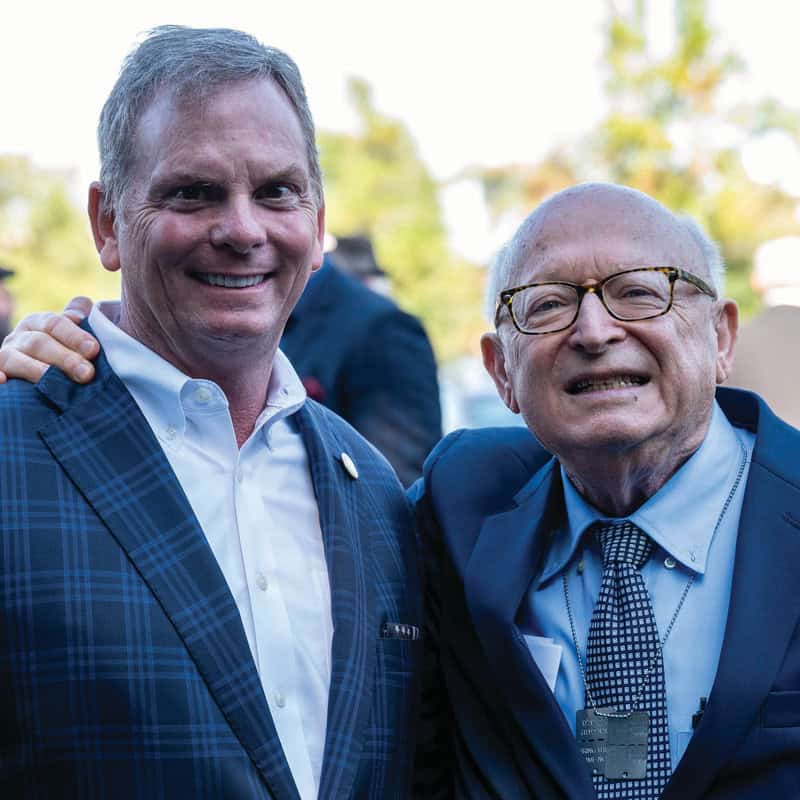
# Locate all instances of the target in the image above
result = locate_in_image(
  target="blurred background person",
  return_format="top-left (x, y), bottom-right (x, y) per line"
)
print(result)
top-left (0, 266), bottom-right (15, 340)
top-left (282, 237), bottom-right (441, 487)
top-left (726, 236), bottom-right (800, 427)
top-left (326, 235), bottom-right (392, 295)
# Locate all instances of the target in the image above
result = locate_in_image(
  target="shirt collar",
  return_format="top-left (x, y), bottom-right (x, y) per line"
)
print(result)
top-left (539, 402), bottom-right (748, 583)
top-left (89, 304), bottom-right (306, 442)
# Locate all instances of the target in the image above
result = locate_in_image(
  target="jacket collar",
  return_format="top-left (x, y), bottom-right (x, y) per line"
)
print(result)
top-left (465, 459), bottom-right (597, 798)
top-left (293, 401), bottom-right (381, 800)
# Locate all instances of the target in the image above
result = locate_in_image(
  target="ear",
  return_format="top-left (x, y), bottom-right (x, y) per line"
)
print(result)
top-left (714, 299), bottom-right (739, 384)
top-left (481, 331), bottom-right (520, 414)
top-left (88, 182), bottom-right (121, 272)
top-left (310, 203), bottom-right (326, 273)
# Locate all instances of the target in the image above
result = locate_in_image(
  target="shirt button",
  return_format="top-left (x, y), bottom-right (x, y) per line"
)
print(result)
top-left (195, 387), bottom-right (212, 404)
top-left (256, 572), bottom-right (268, 591)
top-left (664, 556), bottom-right (676, 569)
top-left (274, 690), bottom-right (286, 708)
top-left (236, 468), bottom-right (245, 484)
top-left (165, 425), bottom-right (177, 441)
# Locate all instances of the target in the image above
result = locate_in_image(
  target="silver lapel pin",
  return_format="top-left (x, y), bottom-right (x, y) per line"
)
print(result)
top-left (340, 452), bottom-right (359, 479)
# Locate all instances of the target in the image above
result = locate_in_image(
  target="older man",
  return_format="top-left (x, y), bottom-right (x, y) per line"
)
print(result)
top-left (413, 184), bottom-right (800, 799)
top-left (0, 26), bottom-right (420, 799)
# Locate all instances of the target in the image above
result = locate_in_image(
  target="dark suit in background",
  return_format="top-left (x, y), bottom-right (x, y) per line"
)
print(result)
top-left (282, 255), bottom-right (441, 487)
top-left (413, 387), bottom-right (800, 799)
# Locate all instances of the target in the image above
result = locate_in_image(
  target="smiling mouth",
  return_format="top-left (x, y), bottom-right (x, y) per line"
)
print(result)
top-left (567, 375), bottom-right (649, 394)
top-left (192, 272), bottom-right (268, 289)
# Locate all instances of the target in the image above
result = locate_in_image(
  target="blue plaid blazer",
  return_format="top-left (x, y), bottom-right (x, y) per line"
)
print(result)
top-left (0, 344), bottom-right (422, 799)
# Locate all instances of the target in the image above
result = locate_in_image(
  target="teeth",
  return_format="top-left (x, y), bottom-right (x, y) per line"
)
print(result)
top-left (571, 376), bottom-right (646, 394)
top-left (194, 273), bottom-right (266, 288)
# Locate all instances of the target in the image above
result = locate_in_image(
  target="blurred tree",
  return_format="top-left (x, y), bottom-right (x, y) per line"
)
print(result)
top-left (475, 0), bottom-right (800, 318)
top-left (318, 79), bottom-right (486, 360)
top-left (0, 155), bottom-right (119, 324)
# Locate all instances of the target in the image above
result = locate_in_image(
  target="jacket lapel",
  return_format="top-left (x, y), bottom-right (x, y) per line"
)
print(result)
top-left (294, 403), bottom-right (377, 800)
top-left (464, 460), bottom-right (596, 799)
top-left (36, 357), bottom-right (301, 800)
top-left (665, 442), bottom-right (800, 799)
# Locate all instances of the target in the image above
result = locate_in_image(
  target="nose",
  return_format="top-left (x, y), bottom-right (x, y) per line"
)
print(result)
top-left (567, 291), bottom-right (626, 353)
top-left (210, 196), bottom-right (267, 254)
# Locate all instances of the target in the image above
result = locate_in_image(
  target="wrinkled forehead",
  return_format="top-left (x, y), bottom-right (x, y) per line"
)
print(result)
top-left (137, 77), bottom-right (279, 130)
top-left (130, 77), bottom-right (306, 171)
top-left (509, 190), bottom-right (707, 285)
top-left (131, 83), bottom-right (225, 157)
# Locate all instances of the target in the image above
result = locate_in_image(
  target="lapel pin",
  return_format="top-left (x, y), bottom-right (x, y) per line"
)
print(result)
top-left (340, 452), bottom-right (359, 479)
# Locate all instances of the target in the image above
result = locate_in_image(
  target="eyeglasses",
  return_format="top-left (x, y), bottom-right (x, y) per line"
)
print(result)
top-left (495, 266), bottom-right (717, 335)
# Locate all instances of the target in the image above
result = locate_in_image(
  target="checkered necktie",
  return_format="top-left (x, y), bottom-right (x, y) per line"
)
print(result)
top-left (586, 521), bottom-right (671, 799)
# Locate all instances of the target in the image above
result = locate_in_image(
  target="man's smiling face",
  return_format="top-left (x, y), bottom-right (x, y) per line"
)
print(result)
top-left (484, 185), bottom-right (737, 476)
top-left (92, 77), bottom-right (324, 372)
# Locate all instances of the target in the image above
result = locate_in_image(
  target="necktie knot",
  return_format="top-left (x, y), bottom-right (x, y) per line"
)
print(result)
top-left (596, 520), bottom-right (653, 570)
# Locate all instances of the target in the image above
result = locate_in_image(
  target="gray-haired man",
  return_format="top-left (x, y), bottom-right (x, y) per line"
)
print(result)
top-left (0, 26), bottom-right (421, 800)
top-left (414, 183), bottom-right (800, 798)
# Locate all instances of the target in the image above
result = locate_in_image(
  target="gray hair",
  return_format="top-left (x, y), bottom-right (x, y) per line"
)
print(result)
top-left (98, 25), bottom-right (322, 211)
top-left (485, 194), bottom-right (726, 323)
top-left (677, 215), bottom-right (725, 296)
top-left (485, 235), bottom-right (522, 321)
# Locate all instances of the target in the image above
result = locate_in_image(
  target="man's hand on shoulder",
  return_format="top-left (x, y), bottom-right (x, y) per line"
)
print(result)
top-left (0, 296), bottom-right (100, 385)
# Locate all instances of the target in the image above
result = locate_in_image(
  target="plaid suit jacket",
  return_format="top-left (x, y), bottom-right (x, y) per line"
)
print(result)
top-left (0, 344), bottom-right (422, 799)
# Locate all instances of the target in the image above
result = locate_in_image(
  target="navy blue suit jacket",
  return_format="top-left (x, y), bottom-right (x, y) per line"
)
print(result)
top-left (413, 387), bottom-right (800, 799)
top-left (281, 258), bottom-right (441, 487)
top-left (0, 340), bottom-right (422, 799)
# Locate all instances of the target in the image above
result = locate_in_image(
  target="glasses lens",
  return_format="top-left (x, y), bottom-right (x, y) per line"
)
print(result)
top-left (511, 284), bottom-right (579, 333)
top-left (604, 270), bottom-right (671, 320)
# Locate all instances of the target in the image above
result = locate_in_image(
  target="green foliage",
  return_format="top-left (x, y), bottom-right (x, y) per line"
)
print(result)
top-left (0, 155), bottom-right (119, 324)
top-left (5, 2), bottom-right (798, 359)
top-left (477, 0), bottom-right (800, 317)
top-left (319, 79), bottom-right (485, 360)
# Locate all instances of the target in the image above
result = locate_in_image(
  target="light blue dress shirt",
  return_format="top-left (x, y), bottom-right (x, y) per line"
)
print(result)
top-left (518, 402), bottom-right (755, 769)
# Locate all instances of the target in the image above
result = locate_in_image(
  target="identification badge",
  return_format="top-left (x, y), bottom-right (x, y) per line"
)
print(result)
top-left (605, 711), bottom-right (648, 779)
top-left (577, 708), bottom-right (648, 780)
top-left (576, 708), bottom-right (608, 776)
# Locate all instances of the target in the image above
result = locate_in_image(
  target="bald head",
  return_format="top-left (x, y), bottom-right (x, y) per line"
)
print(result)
top-left (486, 183), bottom-right (724, 319)
top-left (481, 180), bottom-right (738, 516)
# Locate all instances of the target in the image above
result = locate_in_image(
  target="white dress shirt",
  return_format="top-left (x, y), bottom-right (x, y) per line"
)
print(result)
top-left (90, 306), bottom-right (331, 800)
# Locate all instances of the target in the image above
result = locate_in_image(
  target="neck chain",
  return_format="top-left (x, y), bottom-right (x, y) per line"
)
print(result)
top-left (562, 435), bottom-right (748, 719)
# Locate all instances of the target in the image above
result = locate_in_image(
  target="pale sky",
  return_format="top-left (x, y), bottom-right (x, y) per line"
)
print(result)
top-left (3, 0), bottom-right (800, 259)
